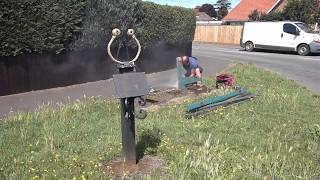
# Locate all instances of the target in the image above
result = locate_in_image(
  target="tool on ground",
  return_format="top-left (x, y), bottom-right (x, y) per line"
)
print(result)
top-left (185, 87), bottom-right (256, 118)
top-left (176, 57), bottom-right (202, 90)
top-left (108, 28), bottom-right (149, 164)
top-left (216, 74), bottom-right (235, 89)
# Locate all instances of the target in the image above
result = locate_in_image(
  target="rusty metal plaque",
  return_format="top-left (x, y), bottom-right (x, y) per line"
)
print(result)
top-left (113, 72), bottom-right (149, 98)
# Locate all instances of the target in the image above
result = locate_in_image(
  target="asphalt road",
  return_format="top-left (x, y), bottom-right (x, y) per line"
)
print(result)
top-left (1, 43), bottom-right (319, 118)
top-left (0, 70), bottom-right (173, 118)
top-left (193, 43), bottom-right (320, 94)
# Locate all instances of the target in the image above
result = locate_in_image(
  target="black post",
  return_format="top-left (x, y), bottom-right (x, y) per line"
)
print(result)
top-left (120, 97), bottom-right (136, 164)
top-left (108, 28), bottom-right (148, 165)
top-left (118, 64), bottom-right (137, 164)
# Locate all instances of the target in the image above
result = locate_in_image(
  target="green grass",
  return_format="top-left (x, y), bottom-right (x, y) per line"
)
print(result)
top-left (1, 64), bottom-right (320, 179)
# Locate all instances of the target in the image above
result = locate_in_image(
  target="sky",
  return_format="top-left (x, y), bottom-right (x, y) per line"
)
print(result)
top-left (142, 0), bottom-right (241, 8)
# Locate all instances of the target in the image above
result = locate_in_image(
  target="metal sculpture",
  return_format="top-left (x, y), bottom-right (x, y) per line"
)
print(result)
top-left (107, 28), bottom-right (149, 164)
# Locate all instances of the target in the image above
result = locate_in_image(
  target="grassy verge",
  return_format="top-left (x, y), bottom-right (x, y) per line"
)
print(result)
top-left (1, 64), bottom-right (320, 179)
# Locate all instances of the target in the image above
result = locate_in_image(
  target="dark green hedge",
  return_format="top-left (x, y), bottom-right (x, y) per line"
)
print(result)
top-left (71, 0), bottom-right (144, 50)
top-left (0, 0), bottom-right (196, 56)
top-left (0, 0), bottom-right (86, 56)
top-left (140, 2), bottom-right (196, 46)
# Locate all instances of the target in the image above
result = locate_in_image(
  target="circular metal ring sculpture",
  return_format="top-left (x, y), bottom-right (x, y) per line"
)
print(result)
top-left (107, 28), bottom-right (141, 65)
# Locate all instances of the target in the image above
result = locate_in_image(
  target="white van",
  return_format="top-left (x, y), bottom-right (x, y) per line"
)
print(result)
top-left (240, 21), bottom-right (320, 56)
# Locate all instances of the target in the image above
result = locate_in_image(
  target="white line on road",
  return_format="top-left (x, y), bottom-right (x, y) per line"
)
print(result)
top-left (300, 57), bottom-right (320, 61)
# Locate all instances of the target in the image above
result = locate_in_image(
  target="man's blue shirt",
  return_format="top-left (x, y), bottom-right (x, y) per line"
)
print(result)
top-left (188, 57), bottom-right (199, 69)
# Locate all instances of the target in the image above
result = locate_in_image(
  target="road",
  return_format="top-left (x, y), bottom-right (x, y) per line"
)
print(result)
top-left (193, 43), bottom-right (320, 93)
top-left (0, 63), bottom-right (228, 119)
top-left (1, 43), bottom-right (319, 118)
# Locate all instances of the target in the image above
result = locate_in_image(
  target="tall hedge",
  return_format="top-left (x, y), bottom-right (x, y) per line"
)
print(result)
top-left (140, 2), bottom-right (196, 47)
top-left (71, 0), bottom-right (144, 50)
top-left (0, 0), bottom-right (86, 56)
top-left (0, 0), bottom-right (196, 57)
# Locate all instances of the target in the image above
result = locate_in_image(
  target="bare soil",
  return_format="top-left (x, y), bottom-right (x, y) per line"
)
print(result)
top-left (143, 86), bottom-right (212, 112)
top-left (104, 155), bottom-right (167, 179)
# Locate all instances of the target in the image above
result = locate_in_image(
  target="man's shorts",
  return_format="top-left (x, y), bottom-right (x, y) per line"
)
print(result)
top-left (185, 66), bottom-right (203, 77)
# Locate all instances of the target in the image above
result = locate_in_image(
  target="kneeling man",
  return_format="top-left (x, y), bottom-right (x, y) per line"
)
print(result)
top-left (181, 56), bottom-right (203, 78)
top-left (181, 56), bottom-right (203, 86)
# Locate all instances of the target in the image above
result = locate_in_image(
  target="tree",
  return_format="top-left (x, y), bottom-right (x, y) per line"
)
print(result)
top-left (215, 0), bottom-right (231, 20)
top-left (248, 9), bottom-right (262, 21)
top-left (282, 0), bottom-right (320, 24)
top-left (199, 3), bottom-right (217, 18)
top-left (248, 0), bottom-right (320, 23)
top-left (248, 9), bottom-right (284, 21)
top-left (260, 11), bottom-right (284, 21)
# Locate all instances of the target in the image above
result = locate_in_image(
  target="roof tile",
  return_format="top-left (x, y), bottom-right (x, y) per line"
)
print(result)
top-left (223, 0), bottom-right (281, 21)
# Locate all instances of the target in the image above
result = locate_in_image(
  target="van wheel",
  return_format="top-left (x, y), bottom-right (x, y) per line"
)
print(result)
top-left (297, 44), bottom-right (310, 56)
top-left (245, 42), bottom-right (254, 52)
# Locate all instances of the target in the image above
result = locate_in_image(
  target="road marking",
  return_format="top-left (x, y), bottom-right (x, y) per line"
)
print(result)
top-left (299, 57), bottom-right (320, 61)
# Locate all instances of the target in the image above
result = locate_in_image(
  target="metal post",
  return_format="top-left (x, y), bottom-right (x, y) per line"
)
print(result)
top-left (120, 97), bottom-right (136, 164)
top-left (119, 65), bottom-right (137, 164)
top-left (107, 28), bottom-right (148, 165)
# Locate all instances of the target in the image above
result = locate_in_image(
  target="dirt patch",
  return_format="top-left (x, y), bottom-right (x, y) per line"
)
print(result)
top-left (143, 86), bottom-right (212, 112)
top-left (104, 155), bottom-right (167, 179)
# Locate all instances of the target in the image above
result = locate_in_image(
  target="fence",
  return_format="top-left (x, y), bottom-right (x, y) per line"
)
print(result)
top-left (194, 25), bottom-right (243, 45)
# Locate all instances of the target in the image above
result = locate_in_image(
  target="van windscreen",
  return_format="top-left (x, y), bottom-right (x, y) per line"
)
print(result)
top-left (295, 23), bottom-right (313, 33)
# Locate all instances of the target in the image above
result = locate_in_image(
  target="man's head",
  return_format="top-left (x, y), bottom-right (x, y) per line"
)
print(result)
top-left (182, 56), bottom-right (189, 65)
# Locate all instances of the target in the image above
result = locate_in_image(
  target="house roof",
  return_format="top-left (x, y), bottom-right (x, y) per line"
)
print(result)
top-left (193, 6), bottom-right (200, 13)
top-left (223, 0), bottom-right (282, 21)
top-left (196, 12), bottom-right (214, 21)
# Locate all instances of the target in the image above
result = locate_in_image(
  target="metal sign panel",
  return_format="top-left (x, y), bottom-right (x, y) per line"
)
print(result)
top-left (113, 72), bottom-right (150, 98)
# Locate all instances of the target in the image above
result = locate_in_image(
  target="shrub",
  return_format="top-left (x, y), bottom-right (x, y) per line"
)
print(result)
top-left (70, 0), bottom-right (144, 50)
top-left (248, 9), bottom-right (284, 21)
top-left (248, 9), bottom-right (263, 21)
top-left (0, 0), bottom-right (196, 56)
top-left (283, 0), bottom-right (319, 24)
top-left (140, 2), bottom-right (196, 47)
top-left (248, 0), bottom-right (320, 23)
top-left (0, 0), bottom-right (86, 56)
